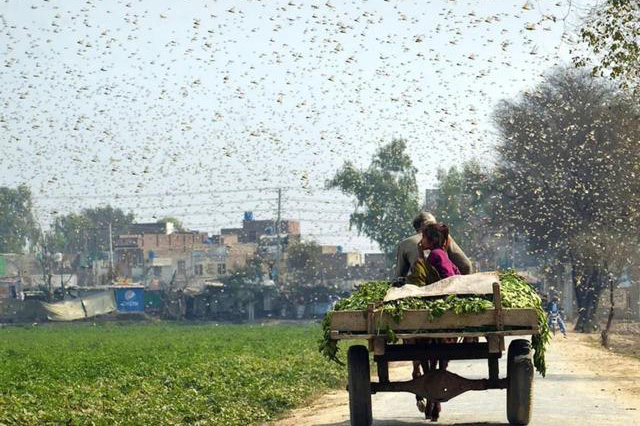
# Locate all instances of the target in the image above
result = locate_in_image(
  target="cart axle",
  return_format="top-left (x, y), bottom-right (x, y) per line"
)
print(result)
top-left (371, 369), bottom-right (507, 402)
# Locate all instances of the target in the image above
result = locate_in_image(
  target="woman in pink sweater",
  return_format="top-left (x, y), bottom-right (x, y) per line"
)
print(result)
top-left (420, 222), bottom-right (461, 279)
top-left (412, 222), bottom-right (460, 420)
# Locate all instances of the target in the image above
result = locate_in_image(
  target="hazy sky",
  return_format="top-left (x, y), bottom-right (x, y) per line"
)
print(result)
top-left (0, 0), bottom-right (593, 252)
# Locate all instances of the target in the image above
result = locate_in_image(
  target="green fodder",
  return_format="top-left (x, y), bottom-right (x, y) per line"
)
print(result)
top-left (0, 322), bottom-right (345, 426)
top-left (319, 270), bottom-right (550, 376)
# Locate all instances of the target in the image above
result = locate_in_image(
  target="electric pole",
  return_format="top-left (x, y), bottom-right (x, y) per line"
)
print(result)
top-left (275, 188), bottom-right (282, 282)
top-left (108, 222), bottom-right (114, 281)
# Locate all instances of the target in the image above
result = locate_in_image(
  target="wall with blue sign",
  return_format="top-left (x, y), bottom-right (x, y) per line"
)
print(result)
top-left (114, 287), bottom-right (145, 312)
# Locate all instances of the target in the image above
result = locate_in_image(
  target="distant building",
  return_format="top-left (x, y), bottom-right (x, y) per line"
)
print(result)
top-left (114, 228), bottom-right (208, 285)
top-left (221, 218), bottom-right (300, 244)
top-left (192, 238), bottom-right (258, 283)
top-left (364, 253), bottom-right (387, 270)
top-left (128, 222), bottom-right (174, 235)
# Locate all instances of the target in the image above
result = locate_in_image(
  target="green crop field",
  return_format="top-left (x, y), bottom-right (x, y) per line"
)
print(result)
top-left (0, 322), bottom-right (348, 426)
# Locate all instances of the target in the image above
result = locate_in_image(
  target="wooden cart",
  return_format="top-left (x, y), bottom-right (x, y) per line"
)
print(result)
top-left (329, 283), bottom-right (539, 426)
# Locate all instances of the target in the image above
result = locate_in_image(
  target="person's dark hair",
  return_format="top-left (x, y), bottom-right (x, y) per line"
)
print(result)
top-left (412, 212), bottom-right (436, 232)
top-left (422, 222), bottom-right (449, 249)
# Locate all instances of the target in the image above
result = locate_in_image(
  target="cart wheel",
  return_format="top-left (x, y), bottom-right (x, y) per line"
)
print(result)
top-left (347, 345), bottom-right (372, 426)
top-left (507, 339), bottom-right (534, 425)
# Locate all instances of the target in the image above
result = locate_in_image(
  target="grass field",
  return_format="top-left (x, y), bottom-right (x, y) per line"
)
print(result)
top-left (0, 322), bottom-right (348, 425)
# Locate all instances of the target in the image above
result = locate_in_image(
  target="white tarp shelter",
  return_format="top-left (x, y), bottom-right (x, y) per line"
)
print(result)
top-left (41, 290), bottom-right (116, 321)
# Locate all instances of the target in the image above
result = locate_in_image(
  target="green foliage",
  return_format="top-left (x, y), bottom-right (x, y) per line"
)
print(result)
top-left (575, 0), bottom-right (640, 92)
top-left (222, 257), bottom-right (264, 305)
top-left (49, 213), bottom-right (92, 254)
top-left (286, 240), bottom-right (322, 281)
top-left (51, 206), bottom-right (134, 254)
top-left (0, 185), bottom-right (39, 253)
top-left (492, 67), bottom-right (640, 331)
top-left (319, 272), bottom-right (549, 376)
top-left (326, 138), bottom-right (420, 260)
top-left (435, 162), bottom-right (499, 268)
top-left (498, 270), bottom-right (550, 376)
top-left (0, 322), bottom-right (345, 425)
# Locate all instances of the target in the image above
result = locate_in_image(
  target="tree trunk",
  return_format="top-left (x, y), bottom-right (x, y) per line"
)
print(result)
top-left (574, 267), bottom-right (605, 333)
top-left (601, 276), bottom-right (615, 347)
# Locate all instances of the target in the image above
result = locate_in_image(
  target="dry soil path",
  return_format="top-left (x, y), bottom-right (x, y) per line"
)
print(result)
top-left (270, 333), bottom-right (640, 426)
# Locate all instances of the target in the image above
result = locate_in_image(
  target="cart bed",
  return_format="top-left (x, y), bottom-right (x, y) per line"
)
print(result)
top-left (330, 307), bottom-right (539, 340)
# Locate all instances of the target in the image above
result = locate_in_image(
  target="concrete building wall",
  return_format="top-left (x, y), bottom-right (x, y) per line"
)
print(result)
top-left (221, 219), bottom-right (301, 244)
top-left (191, 242), bottom-right (258, 281)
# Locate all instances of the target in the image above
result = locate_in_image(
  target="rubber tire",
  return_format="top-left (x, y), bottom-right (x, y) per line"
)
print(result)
top-left (507, 339), bottom-right (534, 425)
top-left (347, 345), bottom-right (372, 426)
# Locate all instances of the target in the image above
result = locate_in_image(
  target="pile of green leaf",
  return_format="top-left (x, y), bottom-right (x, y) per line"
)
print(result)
top-left (320, 270), bottom-right (550, 376)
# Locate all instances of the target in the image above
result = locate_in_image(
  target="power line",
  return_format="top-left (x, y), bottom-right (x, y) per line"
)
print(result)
top-left (284, 208), bottom-right (352, 214)
top-left (287, 197), bottom-right (355, 205)
top-left (32, 199), bottom-right (278, 212)
top-left (32, 187), bottom-right (293, 200)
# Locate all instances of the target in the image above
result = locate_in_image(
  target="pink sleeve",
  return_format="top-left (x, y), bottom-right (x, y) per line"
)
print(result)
top-left (428, 249), bottom-right (459, 278)
top-left (428, 250), bottom-right (448, 277)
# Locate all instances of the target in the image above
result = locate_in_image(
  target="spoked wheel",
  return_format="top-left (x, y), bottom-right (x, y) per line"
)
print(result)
top-left (347, 345), bottom-right (372, 426)
top-left (506, 339), bottom-right (534, 425)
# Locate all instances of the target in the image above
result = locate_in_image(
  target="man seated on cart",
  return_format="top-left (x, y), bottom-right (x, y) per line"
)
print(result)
top-left (394, 212), bottom-right (473, 420)
top-left (395, 212), bottom-right (472, 282)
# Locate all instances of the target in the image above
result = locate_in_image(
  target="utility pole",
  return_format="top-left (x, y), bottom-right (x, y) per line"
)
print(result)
top-left (108, 222), bottom-right (114, 281)
top-left (274, 188), bottom-right (282, 282)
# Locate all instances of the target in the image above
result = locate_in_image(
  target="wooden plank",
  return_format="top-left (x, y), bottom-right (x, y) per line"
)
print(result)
top-left (330, 311), bottom-right (367, 331)
top-left (330, 308), bottom-right (538, 332)
top-left (367, 303), bottom-right (376, 334)
top-left (330, 328), bottom-right (538, 340)
top-left (373, 338), bottom-right (386, 356)
top-left (487, 335), bottom-right (501, 353)
top-left (492, 283), bottom-right (504, 330)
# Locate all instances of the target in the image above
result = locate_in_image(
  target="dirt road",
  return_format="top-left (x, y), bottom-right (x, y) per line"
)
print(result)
top-left (270, 333), bottom-right (640, 425)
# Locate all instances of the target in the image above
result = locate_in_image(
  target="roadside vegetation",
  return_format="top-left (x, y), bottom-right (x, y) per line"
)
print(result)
top-left (0, 322), bottom-right (346, 426)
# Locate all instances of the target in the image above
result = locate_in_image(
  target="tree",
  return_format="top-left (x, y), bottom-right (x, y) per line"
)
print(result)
top-left (50, 213), bottom-right (92, 254)
top-left (222, 257), bottom-right (264, 308)
top-left (157, 216), bottom-right (184, 231)
top-left (492, 68), bottom-right (640, 332)
top-left (435, 162), bottom-right (501, 271)
top-left (327, 138), bottom-right (420, 261)
top-left (51, 206), bottom-right (134, 255)
top-left (574, 0), bottom-right (640, 92)
top-left (35, 231), bottom-right (56, 301)
top-left (0, 185), bottom-right (39, 253)
top-left (286, 240), bottom-right (322, 282)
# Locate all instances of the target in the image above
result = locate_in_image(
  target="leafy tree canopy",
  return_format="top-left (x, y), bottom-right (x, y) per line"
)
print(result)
top-left (51, 206), bottom-right (134, 255)
top-left (222, 257), bottom-right (264, 304)
top-left (435, 161), bottom-right (498, 269)
top-left (574, 0), bottom-right (640, 92)
top-left (287, 240), bottom-right (322, 281)
top-left (492, 67), bottom-right (640, 331)
top-left (326, 138), bottom-right (420, 260)
top-left (0, 185), bottom-right (39, 253)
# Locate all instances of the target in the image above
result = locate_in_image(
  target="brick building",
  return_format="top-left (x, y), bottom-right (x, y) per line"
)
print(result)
top-left (221, 219), bottom-right (300, 244)
top-left (114, 223), bottom-right (208, 285)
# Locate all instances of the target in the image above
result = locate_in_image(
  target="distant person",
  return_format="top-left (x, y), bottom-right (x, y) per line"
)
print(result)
top-left (547, 296), bottom-right (567, 337)
top-left (394, 212), bottom-right (471, 284)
